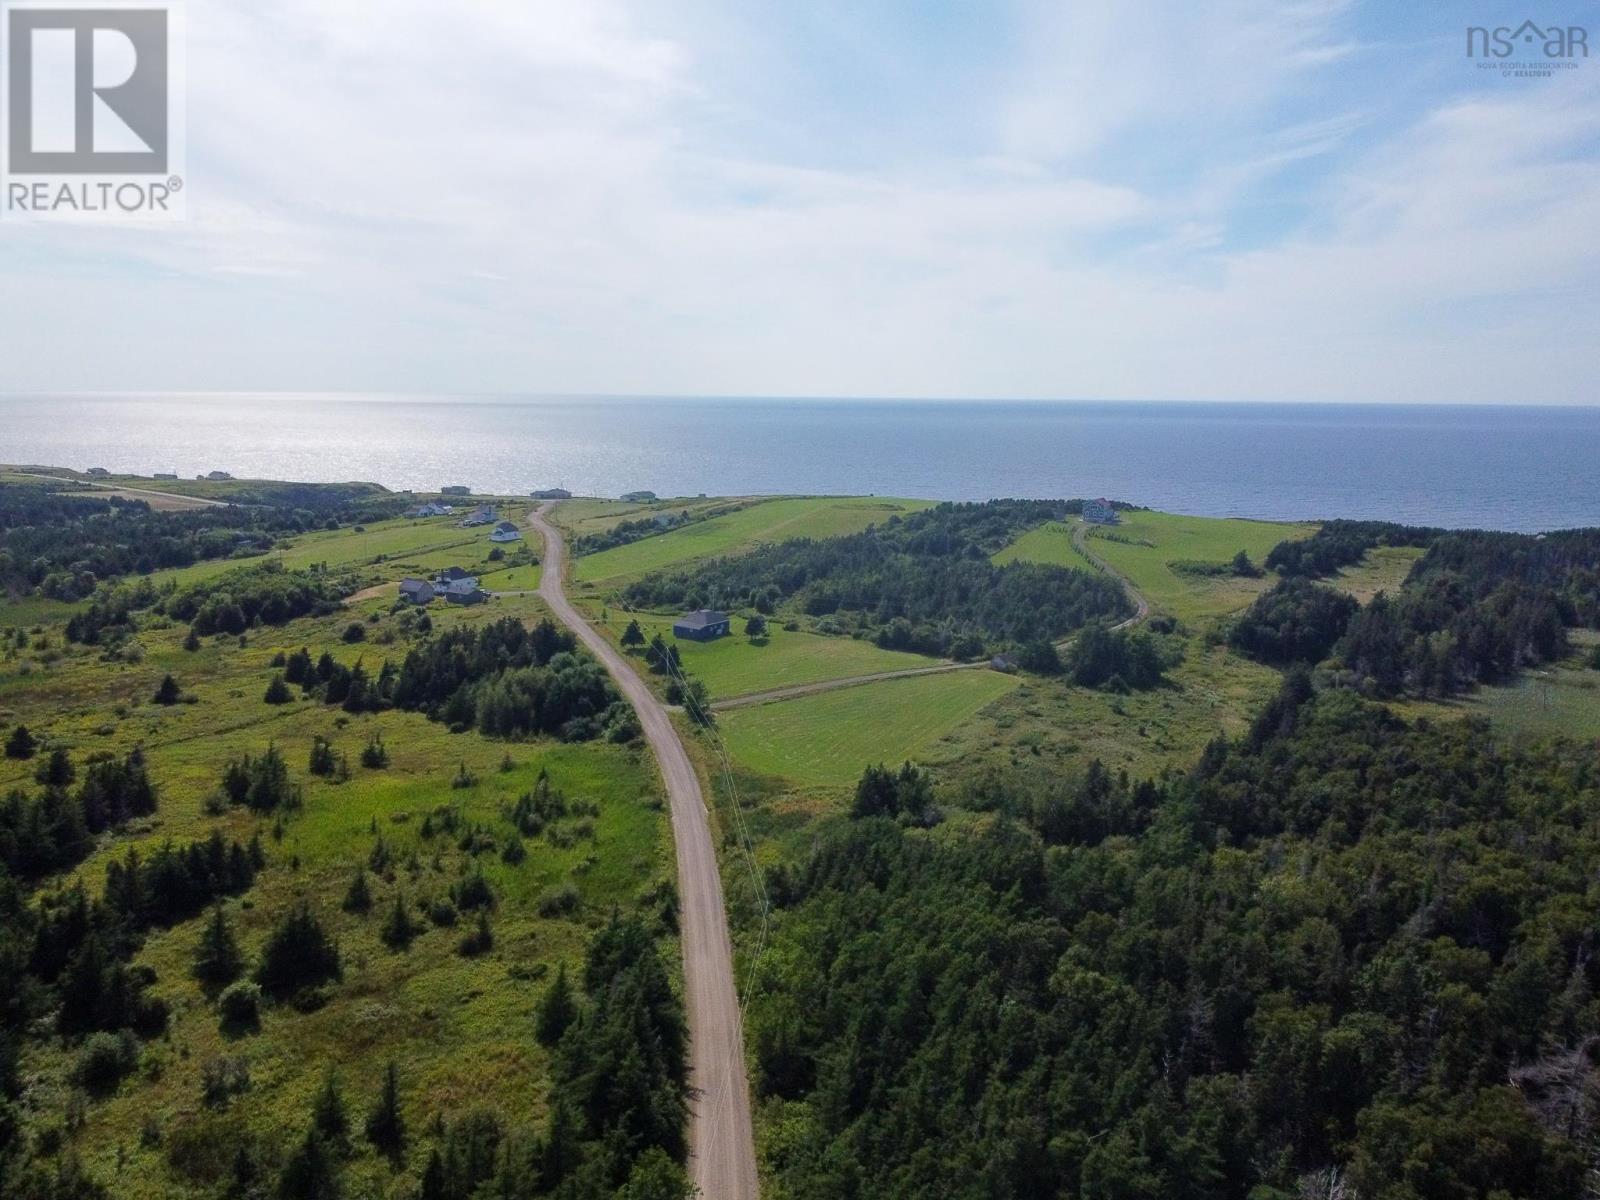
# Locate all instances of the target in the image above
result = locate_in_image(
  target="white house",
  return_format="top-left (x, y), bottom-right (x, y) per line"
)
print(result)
top-left (489, 520), bottom-right (522, 544)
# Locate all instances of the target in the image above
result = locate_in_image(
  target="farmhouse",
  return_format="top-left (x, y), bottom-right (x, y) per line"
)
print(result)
top-left (489, 520), bottom-right (522, 543)
top-left (1083, 498), bottom-right (1119, 525)
top-left (407, 501), bottom-right (452, 518)
top-left (531, 488), bottom-right (572, 500)
top-left (441, 485), bottom-right (471, 496)
top-left (86, 467), bottom-right (110, 477)
top-left (673, 609), bottom-right (731, 641)
top-left (621, 490), bottom-right (657, 503)
top-left (440, 578), bottom-right (488, 605)
top-left (153, 472), bottom-right (177, 480)
top-left (398, 578), bottom-right (435, 605)
top-left (461, 507), bottom-right (498, 527)
top-left (203, 470), bottom-right (234, 481)
top-left (436, 566), bottom-right (472, 582)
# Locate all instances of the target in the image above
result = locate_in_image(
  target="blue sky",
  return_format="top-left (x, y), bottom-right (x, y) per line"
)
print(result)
top-left (3, 0), bottom-right (1597, 403)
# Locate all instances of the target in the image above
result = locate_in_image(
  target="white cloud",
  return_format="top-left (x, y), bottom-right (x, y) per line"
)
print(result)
top-left (0, 0), bottom-right (1596, 405)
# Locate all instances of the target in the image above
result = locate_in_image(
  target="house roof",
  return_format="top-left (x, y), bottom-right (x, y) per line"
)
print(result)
top-left (399, 578), bottom-right (431, 593)
top-left (675, 609), bottom-right (730, 629)
top-left (494, 520), bottom-right (517, 532)
top-left (440, 577), bottom-right (480, 594)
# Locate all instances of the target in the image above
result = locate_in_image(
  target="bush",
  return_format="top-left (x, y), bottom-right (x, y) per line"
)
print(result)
top-left (74, 1030), bottom-right (139, 1091)
top-left (427, 898), bottom-right (458, 927)
top-left (457, 911), bottom-right (494, 957)
top-left (360, 733), bottom-right (390, 769)
top-left (342, 622), bottom-right (366, 644)
top-left (536, 883), bottom-right (580, 918)
top-left (217, 981), bottom-right (261, 1029)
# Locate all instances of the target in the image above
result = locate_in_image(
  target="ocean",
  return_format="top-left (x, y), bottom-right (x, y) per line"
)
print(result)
top-left (3, 394), bottom-right (1597, 533)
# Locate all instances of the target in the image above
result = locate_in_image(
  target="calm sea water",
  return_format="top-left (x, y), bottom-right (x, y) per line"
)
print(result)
top-left (3, 395), bottom-right (1597, 533)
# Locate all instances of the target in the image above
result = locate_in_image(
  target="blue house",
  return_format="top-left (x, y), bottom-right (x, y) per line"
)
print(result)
top-left (1082, 498), bottom-right (1119, 525)
top-left (673, 609), bottom-right (731, 641)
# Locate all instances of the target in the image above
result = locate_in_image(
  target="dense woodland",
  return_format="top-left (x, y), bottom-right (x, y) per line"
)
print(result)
top-left (622, 500), bottom-right (1130, 657)
top-left (752, 683), bottom-right (1600, 1199)
top-left (1253, 524), bottom-right (1600, 697)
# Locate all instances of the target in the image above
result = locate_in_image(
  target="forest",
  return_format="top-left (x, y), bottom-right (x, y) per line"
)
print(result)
top-left (621, 500), bottom-right (1130, 658)
top-left (1249, 524), bottom-right (1600, 697)
top-left (750, 680), bottom-right (1600, 1200)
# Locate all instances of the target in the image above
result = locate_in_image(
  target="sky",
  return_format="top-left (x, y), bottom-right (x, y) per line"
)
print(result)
top-left (2, 0), bottom-right (1598, 404)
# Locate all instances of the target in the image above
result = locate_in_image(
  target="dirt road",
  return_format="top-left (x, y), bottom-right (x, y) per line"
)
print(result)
top-left (711, 660), bottom-right (985, 711)
top-left (1073, 520), bottom-right (1151, 629)
top-left (529, 505), bottom-right (759, 1200)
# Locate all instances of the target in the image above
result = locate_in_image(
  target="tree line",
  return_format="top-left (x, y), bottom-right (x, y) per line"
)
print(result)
top-left (622, 500), bottom-right (1131, 658)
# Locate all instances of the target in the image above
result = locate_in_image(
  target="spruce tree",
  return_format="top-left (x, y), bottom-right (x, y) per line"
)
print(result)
top-left (5, 724), bottom-right (37, 759)
top-left (381, 894), bottom-right (418, 951)
top-left (153, 674), bottom-right (182, 705)
top-left (192, 904), bottom-right (244, 989)
top-left (264, 675), bottom-right (292, 705)
top-left (341, 867), bottom-right (372, 915)
top-left (621, 619), bottom-right (645, 647)
top-left (535, 963), bottom-right (578, 1046)
top-left (183, 627), bottom-right (201, 652)
top-left (277, 1126), bottom-right (340, 1199)
top-left (364, 1061), bottom-right (405, 1157)
top-left (311, 1070), bottom-right (350, 1152)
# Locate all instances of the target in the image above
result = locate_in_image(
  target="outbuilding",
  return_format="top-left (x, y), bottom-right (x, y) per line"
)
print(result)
top-left (398, 578), bottom-right (435, 605)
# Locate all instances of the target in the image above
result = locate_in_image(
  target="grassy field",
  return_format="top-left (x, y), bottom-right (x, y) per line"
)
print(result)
top-left (995, 511), bottom-right (1316, 624)
top-left (149, 515), bottom-right (511, 590)
top-left (715, 668), bottom-right (1019, 789)
top-left (584, 609), bottom-right (933, 700)
top-left (1394, 634), bottom-right (1600, 744)
top-left (573, 496), bottom-right (935, 586)
top-left (0, 574), bottom-right (670, 1197)
top-left (1328, 545), bottom-right (1425, 603)
top-left (939, 639), bottom-right (1285, 779)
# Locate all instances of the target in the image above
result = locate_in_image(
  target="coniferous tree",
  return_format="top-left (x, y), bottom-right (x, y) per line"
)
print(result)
top-left (35, 746), bottom-right (75, 787)
top-left (264, 674), bottom-right (293, 704)
top-left (364, 1061), bottom-right (406, 1157)
top-left (5, 723), bottom-right (37, 759)
top-left (277, 1126), bottom-right (341, 1200)
top-left (380, 894), bottom-right (419, 951)
top-left (183, 627), bottom-right (201, 652)
top-left (192, 904), bottom-right (244, 989)
top-left (621, 619), bottom-right (645, 647)
top-left (311, 1069), bottom-right (350, 1153)
top-left (153, 674), bottom-right (182, 705)
top-left (341, 867), bottom-right (372, 915)
top-left (255, 902), bottom-right (341, 997)
top-left (536, 963), bottom-right (578, 1046)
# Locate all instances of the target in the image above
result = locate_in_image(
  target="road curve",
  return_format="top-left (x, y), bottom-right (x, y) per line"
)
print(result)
top-left (529, 504), bottom-right (759, 1200)
top-left (1072, 520), bottom-right (1151, 629)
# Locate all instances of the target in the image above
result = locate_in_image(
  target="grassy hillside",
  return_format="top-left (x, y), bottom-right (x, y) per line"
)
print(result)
top-left (0, 576), bottom-right (670, 1197)
top-left (573, 496), bottom-right (934, 585)
top-left (715, 668), bottom-right (1019, 789)
top-left (995, 511), bottom-right (1316, 623)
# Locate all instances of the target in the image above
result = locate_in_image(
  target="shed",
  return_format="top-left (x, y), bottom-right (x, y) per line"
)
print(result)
top-left (398, 578), bottom-right (435, 605)
top-left (673, 609), bottom-right (731, 641)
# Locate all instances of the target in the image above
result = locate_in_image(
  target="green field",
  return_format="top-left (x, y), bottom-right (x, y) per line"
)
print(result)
top-left (1329, 545), bottom-right (1425, 603)
top-left (149, 514), bottom-right (532, 592)
top-left (588, 610), bottom-right (933, 699)
top-left (0, 575), bottom-right (669, 1197)
top-left (573, 496), bottom-right (935, 585)
top-left (716, 668), bottom-right (1019, 788)
top-left (996, 511), bottom-right (1316, 623)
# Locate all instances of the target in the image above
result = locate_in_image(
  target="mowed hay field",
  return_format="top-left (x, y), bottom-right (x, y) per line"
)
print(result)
top-left (573, 496), bottom-right (935, 585)
top-left (0, 586), bottom-right (669, 1197)
top-left (584, 609), bottom-right (934, 700)
top-left (996, 511), bottom-right (1316, 623)
top-left (716, 668), bottom-right (1019, 788)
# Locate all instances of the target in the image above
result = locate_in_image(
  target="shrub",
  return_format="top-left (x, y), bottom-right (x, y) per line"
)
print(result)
top-left (342, 622), bottom-right (366, 644)
top-left (74, 1030), bottom-right (139, 1091)
top-left (536, 883), bottom-right (580, 918)
top-left (217, 981), bottom-right (261, 1029)
top-left (458, 911), bottom-right (494, 957)
top-left (427, 898), bottom-right (458, 927)
top-left (360, 733), bottom-right (389, 769)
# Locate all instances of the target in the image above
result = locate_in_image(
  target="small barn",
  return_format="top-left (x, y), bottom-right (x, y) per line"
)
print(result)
top-left (673, 609), bottom-right (731, 641)
top-left (398, 578), bottom-right (435, 605)
top-left (1082, 498), bottom-right (1119, 525)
